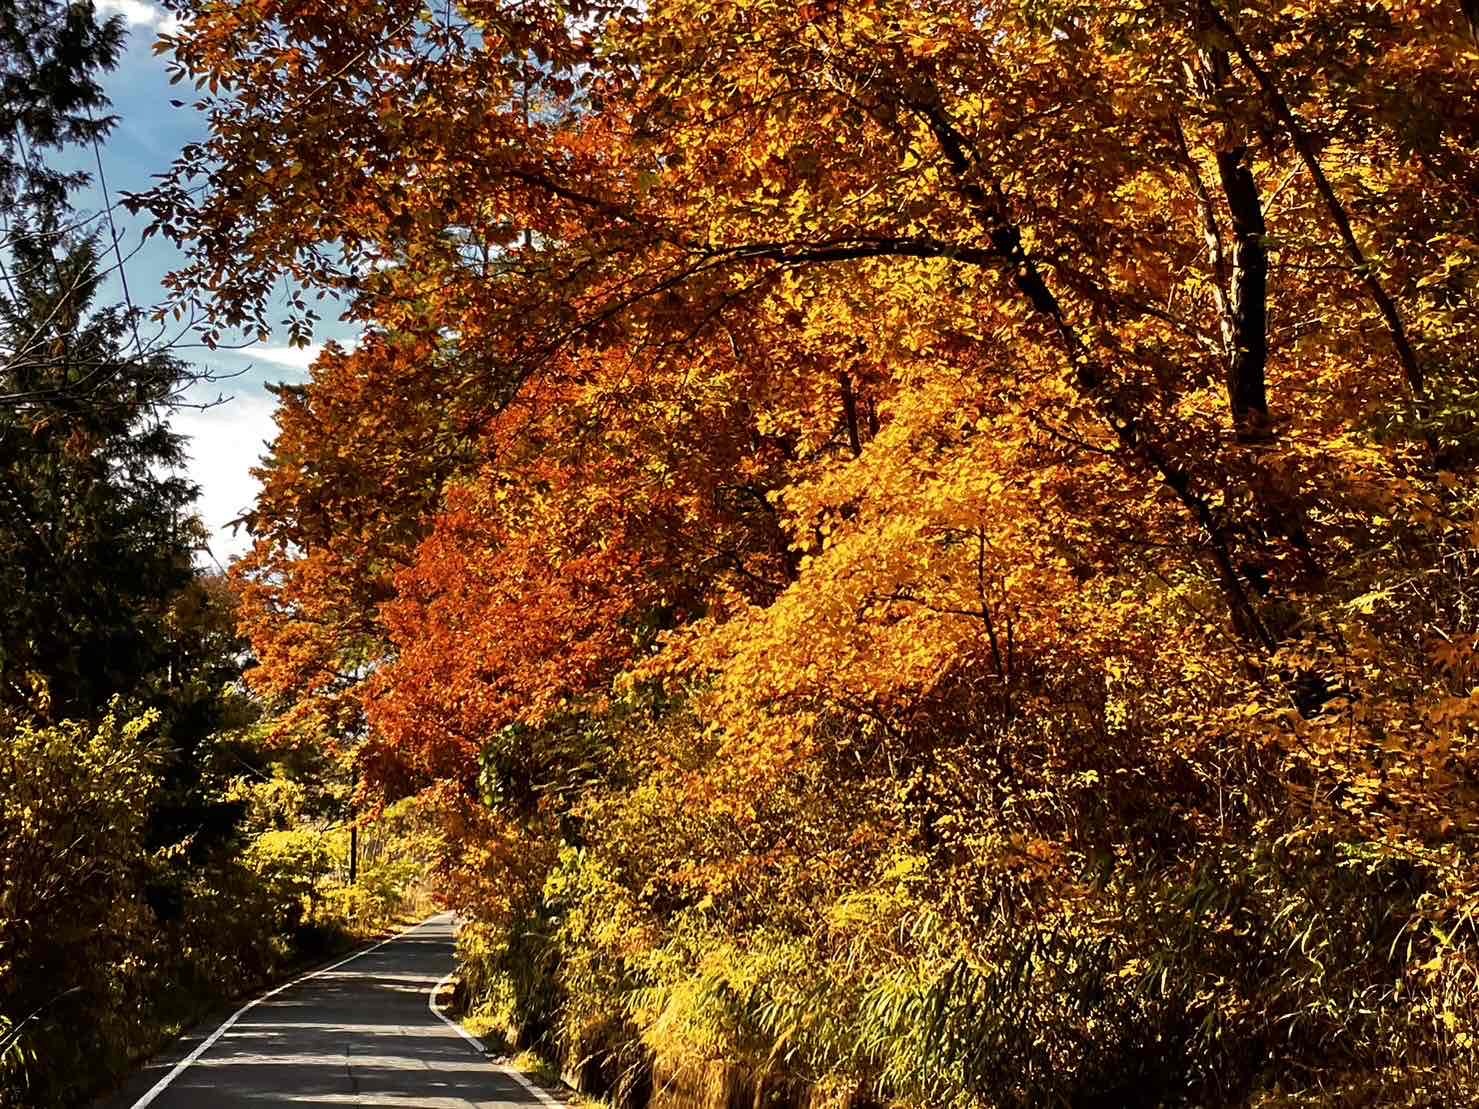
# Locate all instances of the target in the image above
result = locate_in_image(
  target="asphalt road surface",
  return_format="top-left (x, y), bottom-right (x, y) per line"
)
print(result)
top-left (103, 914), bottom-right (553, 1109)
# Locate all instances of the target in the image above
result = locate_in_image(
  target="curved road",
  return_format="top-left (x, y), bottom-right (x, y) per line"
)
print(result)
top-left (103, 914), bottom-right (553, 1109)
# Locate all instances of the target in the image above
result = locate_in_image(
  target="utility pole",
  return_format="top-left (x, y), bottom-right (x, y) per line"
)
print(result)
top-left (348, 764), bottom-right (358, 885)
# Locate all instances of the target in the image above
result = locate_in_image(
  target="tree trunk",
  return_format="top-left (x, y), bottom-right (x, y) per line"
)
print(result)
top-left (839, 372), bottom-right (862, 457)
top-left (1215, 143), bottom-right (1270, 436)
top-left (902, 85), bottom-right (1275, 649)
top-left (1202, 0), bottom-right (1426, 401)
top-left (1190, 36), bottom-right (1272, 437)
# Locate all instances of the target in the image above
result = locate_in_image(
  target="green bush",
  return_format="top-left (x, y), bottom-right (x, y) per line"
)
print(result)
top-left (0, 710), bottom-right (430, 1106)
top-left (0, 712), bottom-right (160, 1101)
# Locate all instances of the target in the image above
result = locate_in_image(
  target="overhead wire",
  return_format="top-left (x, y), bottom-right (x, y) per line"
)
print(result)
top-left (87, 102), bottom-right (144, 358)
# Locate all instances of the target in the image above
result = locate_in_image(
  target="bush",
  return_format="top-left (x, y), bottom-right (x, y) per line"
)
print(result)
top-left (0, 710), bottom-right (431, 1106)
top-left (0, 711), bottom-right (160, 1102)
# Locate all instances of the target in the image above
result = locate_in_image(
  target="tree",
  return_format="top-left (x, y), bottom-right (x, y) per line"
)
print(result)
top-left (156, 0), bottom-right (1479, 1101)
top-left (0, 0), bottom-right (122, 221)
top-left (0, 227), bottom-right (198, 720)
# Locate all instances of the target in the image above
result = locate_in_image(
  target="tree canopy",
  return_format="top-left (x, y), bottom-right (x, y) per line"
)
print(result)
top-left (127, 0), bottom-right (1479, 1103)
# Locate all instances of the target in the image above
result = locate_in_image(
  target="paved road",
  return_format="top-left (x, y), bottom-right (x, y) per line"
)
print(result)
top-left (105, 914), bottom-right (549, 1109)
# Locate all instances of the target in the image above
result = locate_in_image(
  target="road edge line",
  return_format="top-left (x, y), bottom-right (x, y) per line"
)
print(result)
top-left (126, 914), bottom-right (442, 1109)
top-left (427, 972), bottom-right (564, 1109)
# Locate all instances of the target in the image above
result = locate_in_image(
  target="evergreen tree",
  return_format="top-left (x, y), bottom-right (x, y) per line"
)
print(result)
top-left (0, 0), bottom-right (122, 219)
top-left (0, 228), bottom-right (198, 720)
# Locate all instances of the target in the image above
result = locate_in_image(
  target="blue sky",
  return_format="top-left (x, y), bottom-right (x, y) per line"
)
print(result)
top-left (85, 1), bottom-right (361, 567)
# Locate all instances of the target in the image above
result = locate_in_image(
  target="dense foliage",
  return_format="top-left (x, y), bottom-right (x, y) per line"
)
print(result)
top-left (0, 694), bottom-right (437, 1105)
top-left (143, 0), bottom-right (1479, 1105)
top-left (0, 0), bottom-right (121, 215)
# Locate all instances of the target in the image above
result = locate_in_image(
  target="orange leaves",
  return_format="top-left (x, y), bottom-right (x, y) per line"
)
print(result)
top-left (328, 338), bottom-right (800, 793)
top-left (189, 0), bottom-right (1479, 790)
top-left (231, 332), bottom-right (481, 717)
top-left (158, 2), bottom-right (1479, 1092)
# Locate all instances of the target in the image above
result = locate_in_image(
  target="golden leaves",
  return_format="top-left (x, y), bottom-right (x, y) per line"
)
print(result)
top-left (167, 0), bottom-right (1479, 1095)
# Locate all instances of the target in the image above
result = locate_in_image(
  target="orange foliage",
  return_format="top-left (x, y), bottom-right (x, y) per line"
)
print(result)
top-left (163, 0), bottom-right (1479, 1099)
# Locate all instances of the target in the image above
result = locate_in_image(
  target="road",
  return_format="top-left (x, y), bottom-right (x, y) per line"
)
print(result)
top-left (103, 914), bottom-right (553, 1109)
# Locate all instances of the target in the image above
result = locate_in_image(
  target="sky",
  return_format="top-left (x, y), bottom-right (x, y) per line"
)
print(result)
top-left (83, 1), bottom-right (361, 568)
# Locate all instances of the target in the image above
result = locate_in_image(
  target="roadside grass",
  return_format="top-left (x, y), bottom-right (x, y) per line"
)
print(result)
top-left (449, 994), bottom-right (608, 1109)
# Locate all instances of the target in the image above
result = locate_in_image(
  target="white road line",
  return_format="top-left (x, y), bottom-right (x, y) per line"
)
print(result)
top-left (126, 915), bottom-right (444, 1109)
top-left (427, 972), bottom-right (564, 1109)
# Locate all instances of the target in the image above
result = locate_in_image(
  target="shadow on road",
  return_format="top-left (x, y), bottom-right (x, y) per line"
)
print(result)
top-left (99, 915), bottom-right (546, 1109)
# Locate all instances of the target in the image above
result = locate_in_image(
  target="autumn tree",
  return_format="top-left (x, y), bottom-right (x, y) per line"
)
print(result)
top-left (156, 0), bottom-right (1479, 1102)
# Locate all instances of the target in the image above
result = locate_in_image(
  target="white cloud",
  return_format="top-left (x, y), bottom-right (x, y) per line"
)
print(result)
top-left (240, 339), bottom-right (360, 372)
top-left (247, 344), bottom-right (330, 371)
top-left (171, 390), bottom-right (280, 568)
top-left (96, 0), bottom-right (181, 34)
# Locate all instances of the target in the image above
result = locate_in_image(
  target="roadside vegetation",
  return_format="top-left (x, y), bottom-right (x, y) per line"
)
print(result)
top-left (169, 0), bottom-right (1477, 1104)
top-left (0, 699), bottom-right (434, 1106)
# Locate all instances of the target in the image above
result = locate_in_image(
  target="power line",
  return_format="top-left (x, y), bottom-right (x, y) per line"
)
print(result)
top-left (86, 104), bottom-right (144, 359)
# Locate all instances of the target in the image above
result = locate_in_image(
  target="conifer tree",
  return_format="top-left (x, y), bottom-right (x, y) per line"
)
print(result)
top-left (0, 227), bottom-right (197, 719)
